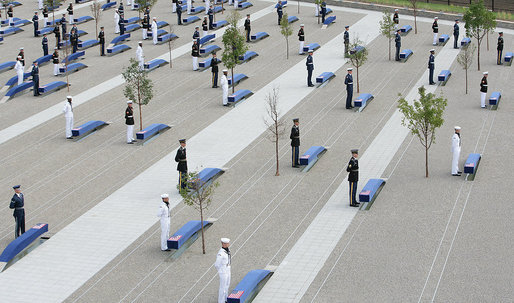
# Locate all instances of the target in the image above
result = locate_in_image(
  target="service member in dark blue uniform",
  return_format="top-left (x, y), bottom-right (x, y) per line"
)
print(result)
top-left (276, 0), bottom-right (283, 25)
top-left (177, 1), bottom-right (183, 25)
top-left (320, 1), bottom-right (326, 24)
top-left (119, 12), bottom-right (125, 35)
top-left (208, 5), bottom-right (214, 29)
top-left (70, 28), bottom-right (79, 53)
top-left (98, 26), bottom-right (105, 56)
top-left (497, 32), bottom-right (504, 65)
top-left (43, 7), bottom-right (49, 26)
top-left (244, 14), bottom-right (251, 42)
top-left (193, 26), bottom-right (200, 44)
top-left (344, 25), bottom-right (350, 57)
top-left (344, 68), bottom-right (353, 109)
top-left (346, 150), bottom-right (360, 207)
top-left (42, 33), bottom-right (49, 56)
top-left (32, 11), bottom-right (39, 37)
top-left (211, 53), bottom-right (219, 88)
top-left (395, 29), bottom-right (401, 61)
top-left (306, 49), bottom-right (314, 87)
top-left (453, 19), bottom-right (459, 49)
top-left (54, 25), bottom-right (61, 49)
top-left (393, 9), bottom-right (399, 26)
top-left (10, 185), bottom-right (25, 239)
top-left (428, 49), bottom-right (435, 85)
top-left (175, 139), bottom-right (188, 190)
top-left (60, 14), bottom-right (67, 41)
top-left (290, 118), bottom-right (300, 168)
top-left (31, 61), bottom-right (40, 96)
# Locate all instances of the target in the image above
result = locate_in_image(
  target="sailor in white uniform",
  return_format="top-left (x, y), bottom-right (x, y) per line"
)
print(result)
top-left (63, 96), bottom-right (74, 139)
top-left (215, 238), bottom-right (231, 303)
top-left (221, 69), bottom-right (229, 106)
top-left (15, 56), bottom-right (24, 85)
top-left (451, 126), bottom-right (462, 176)
top-left (136, 41), bottom-right (144, 70)
top-left (114, 10), bottom-right (120, 34)
top-left (157, 193), bottom-right (171, 251)
top-left (151, 17), bottom-right (158, 45)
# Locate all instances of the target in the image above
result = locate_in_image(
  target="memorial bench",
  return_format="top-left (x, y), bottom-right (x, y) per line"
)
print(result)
top-left (228, 73), bottom-right (248, 86)
top-left (200, 44), bottom-right (221, 56)
top-left (199, 33), bottom-right (215, 45)
top-left (303, 43), bottom-right (320, 53)
top-left (238, 51), bottom-right (258, 63)
top-left (251, 31), bottom-right (268, 42)
top-left (315, 72), bottom-right (335, 85)
top-left (73, 16), bottom-right (94, 24)
top-left (227, 269), bottom-right (273, 303)
top-left (460, 37), bottom-right (471, 47)
top-left (34, 54), bottom-right (53, 66)
top-left (110, 33), bottom-right (130, 46)
top-left (399, 49), bottom-right (413, 62)
top-left (144, 58), bottom-right (168, 71)
top-left (191, 6), bottom-right (206, 14)
top-left (354, 93), bottom-right (374, 111)
top-left (147, 29), bottom-right (167, 38)
top-left (350, 45), bottom-right (365, 55)
top-left (438, 34), bottom-right (449, 46)
top-left (4, 81), bottom-right (33, 99)
top-left (299, 146), bottom-right (327, 172)
top-left (322, 15), bottom-right (336, 26)
top-left (59, 62), bottom-right (87, 74)
top-left (287, 15), bottom-right (298, 24)
top-left (0, 27), bottom-right (22, 36)
top-left (38, 81), bottom-right (67, 95)
top-left (4, 72), bottom-right (31, 89)
top-left (0, 223), bottom-right (48, 271)
top-left (101, 1), bottom-right (117, 10)
top-left (194, 167), bottom-right (224, 188)
top-left (1, 17), bottom-right (18, 25)
top-left (157, 33), bottom-right (178, 44)
top-left (135, 123), bottom-right (170, 142)
top-left (438, 69), bottom-right (451, 85)
top-left (400, 25), bottom-right (412, 35)
top-left (358, 178), bottom-right (386, 210)
top-left (213, 6), bottom-right (225, 13)
top-left (36, 26), bottom-right (54, 36)
top-left (10, 19), bottom-right (31, 27)
top-left (107, 44), bottom-right (131, 56)
top-left (182, 16), bottom-right (201, 25)
top-left (228, 89), bottom-right (253, 105)
top-left (213, 20), bottom-right (228, 29)
top-left (0, 61), bottom-right (16, 73)
top-left (124, 16), bottom-right (141, 25)
top-left (62, 50), bottom-right (85, 64)
top-left (464, 153), bottom-right (481, 179)
top-left (167, 220), bottom-right (212, 250)
top-left (199, 57), bottom-right (221, 69)
top-left (72, 120), bottom-right (108, 138)
top-left (78, 39), bottom-right (99, 49)
top-left (155, 21), bottom-right (169, 29)
top-left (488, 91), bottom-right (501, 109)
top-left (504, 52), bottom-right (512, 66)
top-left (238, 2), bottom-right (252, 9)
top-left (125, 23), bottom-right (141, 33)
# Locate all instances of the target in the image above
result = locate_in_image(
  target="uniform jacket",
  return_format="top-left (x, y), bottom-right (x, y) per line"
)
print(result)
top-left (211, 57), bottom-right (218, 73)
top-left (344, 30), bottom-right (349, 44)
top-left (53, 26), bottom-right (60, 38)
top-left (480, 76), bottom-right (487, 93)
top-left (393, 12), bottom-right (399, 24)
top-left (432, 21), bottom-right (438, 33)
top-left (31, 65), bottom-right (39, 80)
top-left (63, 101), bottom-right (73, 118)
top-left (142, 15), bottom-right (150, 29)
top-left (298, 28), bottom-right (304, 41)
top-left (151, 20), bottom-right (158, 33)
top-left (215, 248), bottom-right (231, 274)
top-left (277, 3), bottom-right (283, 15)
top-left (453, 23), bottom-right (459, 36)
top-left (70, 32), bottom-right (78, 45)
top-left (52, 52), bottom-right (59, 64)
top-left (18, 51), bottom-right (24, 66)
top-left (221, 74), bottom-right (228, 91)
top-left (395, 32), bottom-right (401, 47)
top-left (98, 30), bottom-right (105, 43)
top-left (451, 133), bottom-right (461, 154)
top-left (32, 14), bottom-right (39, 24)
top-left (191, 43), bottom-right (199, 57)
top-left (175, 147), bottom-right (187, 172)
top-left (497, 36), bottom-right (504, 51)
top-left (320, 1), bottom-right (326, 12)
top-left (157, 202), bottom-right (170, 219)
top-left (15, 61), bottom-right (23, 73)
top-left (346, 157), bottom-right (359, 182)
top-left (136, 46), bottom-right (144, 61)
top-left (10, 193), bottom-right (24, 216)
top-left (42, 36), bottom-right (48, 48)
top-left (43, 8), bottom-right (48, 18)
top-left (202, 19), bottom-right (208, 31)
top-left (125, 106), bottom-right (134, 125)
top-left (67, 5), bottom-right (73, 15)
top-left (428, 54), bottom-right (435, 70)
top-left (290, 125), bottom-right (300, 147)
top-left (306, 55), bottom-right (313, 70)
top-left (244, 18), bottom-right (250, 31)
top-left (344, 73), bottom-right (353, 90)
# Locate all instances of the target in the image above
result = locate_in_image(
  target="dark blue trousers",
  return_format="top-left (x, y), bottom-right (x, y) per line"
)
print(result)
top-left (349, 181), bottom-right (358, 206)
top-left (346, 88), bottom-right (353, 108)
top-left (307, 69), bottom-right (313, 86)
top-left (212, 71), bottom-right (218, 87)
top-left (292, 146), bottom-right (299, 166)
top-left (179, 171), bottom-right (188, 190)
top-left (14, 210), bottom-right (25, 239)
top-left (429, 68), bottom-right (434, 84)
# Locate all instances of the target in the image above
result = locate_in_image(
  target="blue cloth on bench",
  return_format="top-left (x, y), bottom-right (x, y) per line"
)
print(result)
top-left (79, 39), bottom-right (99, 49)
top-left (460, 37), bottom-right (471, 46)
top-left (147, 29), bottom-right (167, 37)
top-left (239, 51), bottom-right (258, 62)
top-left (199, 57), bottom-right (221, 68)
top-left (38, 81), bottom-right (66, 94)
top-left (213, 20), bottom-right (228, 29)
top-left (136, 123), bottom-right (169, 140)
top-left (11, 19), bottom-right (30, 27)
top-left (167, 220), bottom-right (211, 250)
top-left (74, 16), bottom-right (94, 24)
top-left (200, 44), bottom-right (221, 55)
top-left (400, 49), bottom-right (413, 59)
top-left (287, 16), bottom-right (298, 23)
top-left (0, 61), bottom-right (16, 73)
top-left (227, 270), bottom-right (272, 303)
top-left (111, 33), bottom-right (130, 45)
top-left (358, 179), bottom-right (385, 202)
top-left (5, 72), bottom-right (31, 87)
top-left (0, 223), bottom-right (48, 263)
top-left (251, 31), bottom-right (268, 41)
top-left (5, 81), bottom-right (33, 97)
top-left (438, 70), bottom-right (451, 82)
top-left (299, 146), bottom-right (326, 166)
top-left (439, 34), bottom-right (449, 43)
top-left (303, 43), bottom-right (320, 52)
top-left (401, 25), bottom-right (412, 33)
top-left (228, 73), bottom-right (248, 86)
top-left (59, 62), bottom-right (87, 74)
top-left (0, 27), bottom-right (22, 36)
top-left (34, 55), bottom-right (53, 66)
top-left (144, 59), bottom-right (168, 71)
top-left (354, 93), bottom-right (373, 107)
top-left (199, 34), bottom-right (215, 45)
top-left (198, 168), bottom-right (222, 184)
top-left (156, 21), bottom-right (169, 28)
top-left (191, 6), bottom-right (206, 13)
top-left (228, 89), bottom-right (252, 103)
top-left (213, 6), bottom-right (224, 13)
top-left (72, 120), bottom-right (107, 137)
top-left (238, 2), bottom-right (252, 9)
top-left (183, 16), bottom-right (201, 24)
top-left (36, 26), bottom-right (55, 36)
top-left (107, 44), bottom-right (131, 55)
top-left (316, 72), bottom-right (334, 84)
top-left (158, 33), bottom-right (178, 43)
top-left (124, 17), bottom-right (141, 24)
top-left (350, 45), bottom-right (365, 55)
top-left (101, 1), bottom-right (116, 10)
top-left (1, 18), bottom-right (18, 25)
top-left (505, 52), bottom-right (513, 62)
top-left (464, 153), bottom-right (481, 174)
top-left (62, 51), bottom-right (85, 64)
top-left (125, 23), bottom-right (141, 32)
top-left (489, 91), bottom-right (501, 105)
top-left (323, 15), bottom-right (336, 25)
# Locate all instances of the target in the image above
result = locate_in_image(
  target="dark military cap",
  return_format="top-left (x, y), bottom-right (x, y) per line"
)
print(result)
top-left (499, 32), bottom-right (503, 34)
top-left (351, 149), bottom-right (358, 154)
top-left (13, 185), bottom-right (21, 189)
top-left (179, 139), bottom-right (186, 143)
top-left (345, 25), bottom-right (349, 29)
top-left (293, 118), bottom-right (299, 123)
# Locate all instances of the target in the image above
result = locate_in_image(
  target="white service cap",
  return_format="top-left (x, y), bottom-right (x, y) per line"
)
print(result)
top-left (454, 126), bottom-right (461, 130)
top-left (20, 47), bottom-right (24, 50)
top-left (222, 69), bottom-right (228, 72)
top-left (430, 49), bottom-right (435, 52)
top-left (127, 100), bottom-right (133, 103)
top-left (434, 16), bottom-right (438, 19)
top-left (483, 71), bottom-right (488, 75)
top-left (161, 193), bottom-right (169, 198)
top-left (138, 41), bottom-right (142, 44)
top-left (17, 56), bottom-right (21, 59)
top-left (300, 24), bottom-right (304, 26)
top-left (347, 68), bottom-right (353, 71)
top-left (153, 17), bottom-right (156, 19)
top-left (221, 238), bottom-right (230, 244)
top-left (67, 95), bottom-right (72, 99)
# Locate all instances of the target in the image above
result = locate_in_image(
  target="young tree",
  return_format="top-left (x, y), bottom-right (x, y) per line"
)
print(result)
top-left (398, 86), bottom-right (447, 178)
top-left (62, 37), bottom-right (71, 92)
top-left (264, 87), bottom-right (285, 176)
top-left (379, 9), bottom-right (395, 61)
top-left (314, 0), bottom-right (321, 24)
top-left (90, 0), bottom-right (102, 38)
top-left (347, 38), bottom-right (368, 93)
top-left (457, 43), bottom-right (476, 94)
top-left (179, 171), bottom-right (219, 254)
top-left (44, 0), bottom-right (60, 24)
top-left (221, 11), bottom-right (248, 93)
top-left (408, 0), bottom-right (419, 34)
top-left (135, 0), bottom-right (158, 19)
top-left (463, 0), bottom-right (496, 70)
top-left (167, 24), bottom-right (175, 68)
top-left (280, 13), bottom-right (293, 59)
top-left (122, 58), bottom-right (154, 130)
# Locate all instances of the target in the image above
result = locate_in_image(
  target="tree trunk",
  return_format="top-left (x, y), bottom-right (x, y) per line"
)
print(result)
top-left (200, 201), bottom-right (206, 254)
top-left (414, 9), bottom-right (417, 34)
top-left (465, 68), bottom-right (468, 94)
top-left (486, 31), bottom-right (489, 51)
top-left (297, 0), bottom-right (300, 14)
top-left (388, 38), bottom-right (391, 61)
top-left (425, 145), bottom-right (429, 178)
top-left (477, 39), bottom-right (481, 70)
top-left (285, 37), bottom-right (289, 59)
top-left (275, 121), bottom-right (279, 176)
top-left (231, 67), bottom-right (234, 93)
top-left (138, 80), bottom-right (143, 130)
top-left (317, 4), bottom-right (320, 24)
top-left (356, 66), bottom-right (359, 93)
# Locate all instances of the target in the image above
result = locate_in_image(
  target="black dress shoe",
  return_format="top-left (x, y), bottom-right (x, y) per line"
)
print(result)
top-left (350, 204), bottom-right (359, 207)
top-left (458, 171), bottom-right (462, 174)
top-left (452, 173), bottom-right (462, 176)
top-left (308, 84), bottom-right (314, 87)
top-left (131, 140), bottom-right (137, 142)
top-left (293, 165), bottom-right (300, 168)
top-left (66, 137), bottom-right (73, 139)
top-left (127, 142), bottom-right (134, 144)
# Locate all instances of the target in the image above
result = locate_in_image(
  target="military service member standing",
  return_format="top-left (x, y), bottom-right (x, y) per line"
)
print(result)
top-left (136, 41), bottom-right (144, 70)
top-left (98, 27), bottom-right (105, 56)
top-left (175, 139), bottom-right (188, 190)
top-left (42, 34), bottom-right (49, 56)
top-left (244, 14), bottom-right (251, 42)
top-left (306, 50), bottom-right (314, 87)
top-left (497, 32), bottom-right (504, 65)
top-left (192, 40), bottom-right (200, 71)
top-left (451, 126), bottom-right (462, 176)
top-left (52, 47), bottom-right (60, 76)
top-left (428, 49), bottom-right (435, 85)
top-left (480, 71), bottom-right (488, 108)
top-left (345, 68), bottom-right (353, 109)
top-left (298, 24), bottom-right (305, 55)
top-left (125, 100), bottom-right (136, 144)
top-left (211, 53), bottom-right (219, 88)
top-left (344, 26), bottom-right (350, 57)
top-left (393, 9), bottom-right (399, 28)
top-left (290, 118), bottom-right (300, 168)
top-left (346, 149), bottom-right (360, 207)
top-left (157, 194), bottom-right (171, 251)
top-left (215, 238), bottom-right (231, 303)
top-left (221, 69), bottom-right (229, 106)
top-left (320, 0), bottom-right (326, 23)
top-left (151, 17), bottom-right (158, 45)
top-left (63, 96), bottom-right (74, 139)
top-left (276, 0), bottom-right (283, 25)
top-left (31, 61), bottom-right (40, 96)
top-left (395, 29), bottom-right (401, 61)
top-left (432, 17), bottom-right (439, 46)
top-left (453, 20), bottom-right (459, 49)
top-left (10, 185), bottom-right (25, 239)
top-left (32, 11), bottom-right (39, 37)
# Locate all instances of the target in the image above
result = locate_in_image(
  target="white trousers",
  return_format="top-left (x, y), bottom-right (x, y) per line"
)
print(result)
top-left (65, 116), bottom-right (74, 138)
top-left (138, 59), bottom-right (144, 70)
top-left (187, 0), bottom-right (192, 14)
top-left (115, 23), bottom-right (120, 34)
top-left (160, 219), bottom-right (170, 250)
top-left (234, 0), bottom-right (238, 8)
top-left (218, 271), bottom-right (231, 303)
top-left (69, 15), bottom-right (73, 24)
top-left (172, 3), bottom-right (176, 12)
top-left (203, 30), bottom-right (208, 37)
top-left (126, 125), bottom-right (134, 143)
top-left (315, 5), bottom-right (319, 16)
top-left (228, 0), bottom-right (232, 6)
top-left (142, 28), bottom-right (147, 39)
top-left (222, 89), bottom-right (228, 105)
top-left (54, 63), bottom-right (59, 75)
top-left (452, 149), bottom-right (460, 174)
top-left (153, 32), bottom-right (158, 44)
top-left (192, 56), bottom-right (198, 70)
top-left (44, 17), bottom-right (48, 26)
top-left (17, 71), bottom-right (23, 85)
top-left (299, 41), bottom-right (304, 54)
top-left (9, 17), bottom-right (13, 26)
top-left (481, 92), bottom-right (486, 107)
top-left (433, 33), bottom-right (438, 45)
